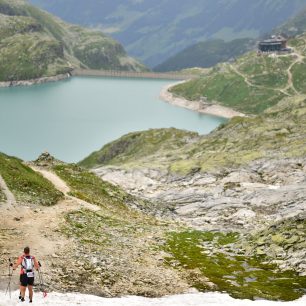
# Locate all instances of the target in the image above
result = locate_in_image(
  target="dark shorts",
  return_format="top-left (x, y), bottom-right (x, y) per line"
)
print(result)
top-left (20, 274), bottom-right (35, 287)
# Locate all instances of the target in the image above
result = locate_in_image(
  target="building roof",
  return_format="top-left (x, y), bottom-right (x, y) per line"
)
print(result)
top-left (259, 41), bottom-right (283, 45)
top-left (259, 35), bottom-right (286, 44)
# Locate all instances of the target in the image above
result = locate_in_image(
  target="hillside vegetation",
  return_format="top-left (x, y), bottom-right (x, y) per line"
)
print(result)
top-left (170, 32), bottom-right (306, 115)
top-left (0, 0), bottom-right (145, 82)
top-left (154, 38), bottom-right (256, 72)
top-left (0, 152), bottom-right (63, 205)
top-left (79, 128), bottom-right (199, 169)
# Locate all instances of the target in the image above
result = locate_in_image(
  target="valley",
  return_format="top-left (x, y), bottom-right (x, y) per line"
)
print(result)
top-left (0, 0), bottom-right (305, 304)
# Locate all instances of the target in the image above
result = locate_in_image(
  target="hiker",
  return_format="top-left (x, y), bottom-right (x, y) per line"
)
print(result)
top-left (13, 246), bottom-right (39, 303)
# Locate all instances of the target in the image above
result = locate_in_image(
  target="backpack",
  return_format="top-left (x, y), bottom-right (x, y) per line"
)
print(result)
top-left (22, 256), bottom-right (34, 272)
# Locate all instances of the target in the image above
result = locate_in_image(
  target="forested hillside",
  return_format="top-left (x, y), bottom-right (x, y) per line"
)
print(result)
top-left (29, 0), bottom-right (306, 66)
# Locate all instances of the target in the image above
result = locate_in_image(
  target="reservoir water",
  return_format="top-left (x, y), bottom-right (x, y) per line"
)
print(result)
top-left (0, 77), bottom-right (226, 162)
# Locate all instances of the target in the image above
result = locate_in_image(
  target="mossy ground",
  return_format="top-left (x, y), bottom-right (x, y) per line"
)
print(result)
top-left (0, 153), bottom-right (63, 205)
top-left (164, 230), bottom-right (306, 301)
top-left (62, 207), bottom-right (169, 250)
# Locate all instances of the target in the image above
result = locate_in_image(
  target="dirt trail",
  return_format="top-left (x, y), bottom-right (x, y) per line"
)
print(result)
top-left (34, 168), bottom-right (70, 194)
top-left (0, 168), bottom-right (100, 290)
top-left (0, 175), bottom-right (16, 207)
top-left (32, 166), bottom-right (100, 211)
top-left (284, 51), bottom-right (304, 95)
top-left (230, 63), bottom-right (291, 96)
top-left (231, 50), bottom-right (305, 97)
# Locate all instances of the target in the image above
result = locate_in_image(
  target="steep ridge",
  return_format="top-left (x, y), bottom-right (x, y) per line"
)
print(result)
top-left (0, 0), bottom-right (145, 82)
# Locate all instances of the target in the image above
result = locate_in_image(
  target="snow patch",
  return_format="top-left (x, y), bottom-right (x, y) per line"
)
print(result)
top-left (0, 291), bottom-right (305, 306)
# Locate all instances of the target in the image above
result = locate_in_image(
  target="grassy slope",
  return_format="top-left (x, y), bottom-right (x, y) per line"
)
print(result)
top-left (53, 163), bottom-right (148, 213)
top-left (170, 33), bottom-right (306, 115)
top-left (154, 38), bottom-right (256, 72)
top-left (0, 0), bottom-right (146, 82)
top-left (79, 128), bottom-right (199, 169)
top-left (0, 152), bottom-right (63, 205)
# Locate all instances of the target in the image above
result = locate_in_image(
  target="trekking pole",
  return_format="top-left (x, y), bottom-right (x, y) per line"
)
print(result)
top-left (5, 258), bottom-right (14, 299)
top-left (38, 261), bottom-right (47, 298)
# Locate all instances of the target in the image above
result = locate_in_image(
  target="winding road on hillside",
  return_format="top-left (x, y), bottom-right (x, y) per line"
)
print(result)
top-left (230, 48), bottom-right (305, 97)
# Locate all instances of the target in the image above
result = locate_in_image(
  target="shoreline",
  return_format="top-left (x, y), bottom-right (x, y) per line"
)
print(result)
top-left (0, 73), bottom-right (71, 88)
top-left (1, 74), bottom-right (244, 119)
top-left (159, 81), bottom-right (246, 119)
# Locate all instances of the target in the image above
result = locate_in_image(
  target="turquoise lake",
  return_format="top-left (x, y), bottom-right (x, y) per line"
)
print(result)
top-left (0, 77), bottom-right (226, 162)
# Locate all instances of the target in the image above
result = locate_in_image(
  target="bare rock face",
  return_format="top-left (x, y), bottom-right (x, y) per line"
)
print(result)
top-left (94, 157), bottom-right (306, 277)
top-left (94, 157), bottom-right (306, 232)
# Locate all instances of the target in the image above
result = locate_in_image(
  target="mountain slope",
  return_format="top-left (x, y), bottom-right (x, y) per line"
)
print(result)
top-left (0, 0), bottom-right (145, 82)
top-left (79, 96), bottom-right (306, 300)
top-left (154, 38), bottom-right (256, 72)
top-left (29, 0), bottom-right (306, 66)
top-left (169, 32), bottom-right (306, 115)
top-left (0, 153), bottom-right (188, 296)
top-left (1, 150), bottom-right (305, 300)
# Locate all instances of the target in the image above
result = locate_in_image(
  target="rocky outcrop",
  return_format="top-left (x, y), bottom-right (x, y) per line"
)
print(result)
top-left (95, 157), bottom-right (306, 276)
top-left (95, 157), bottom-right (306, 232)
top-left (240, 217), bottom-right (306, 275)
